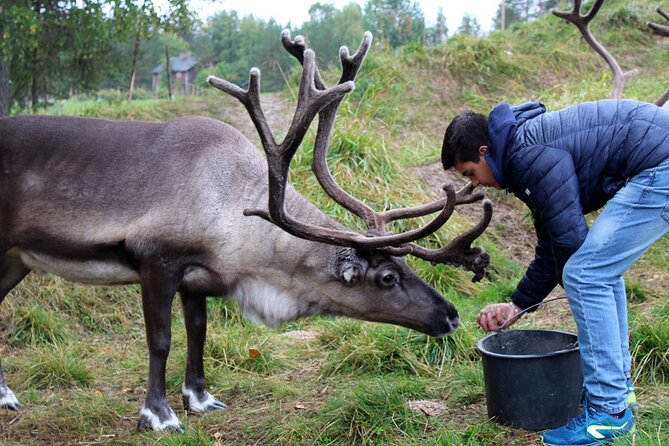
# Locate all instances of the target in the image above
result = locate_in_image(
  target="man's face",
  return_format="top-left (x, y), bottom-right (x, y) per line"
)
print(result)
top-left (453, 146), bottom-right (500, 189)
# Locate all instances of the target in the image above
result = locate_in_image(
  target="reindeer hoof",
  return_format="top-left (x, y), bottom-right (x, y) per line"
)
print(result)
top-left (182, 387), bottom-right (227, 413)
top-left (0, 387), bottom-right (21, 411)
top-left (1, 401), bottom-right (21, 411)
top-left (137, 406), bottom-right (184, 433)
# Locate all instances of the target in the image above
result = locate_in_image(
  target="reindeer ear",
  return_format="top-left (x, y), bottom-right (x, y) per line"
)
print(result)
top-left (341, 264), bottom-right (362, 283)
top-left (337, 250), bottom-right (368, 284)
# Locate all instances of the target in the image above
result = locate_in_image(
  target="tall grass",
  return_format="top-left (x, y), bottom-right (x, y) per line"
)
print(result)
top-left (630, 301), bottom-right (669, 383)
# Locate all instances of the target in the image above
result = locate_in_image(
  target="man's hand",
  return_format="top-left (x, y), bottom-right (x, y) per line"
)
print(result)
top-left (477, 302), bottom-right (522, 332)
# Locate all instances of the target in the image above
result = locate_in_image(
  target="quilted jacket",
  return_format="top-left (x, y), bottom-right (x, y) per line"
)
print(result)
top-left (485, 99), bottom-right (669, 310)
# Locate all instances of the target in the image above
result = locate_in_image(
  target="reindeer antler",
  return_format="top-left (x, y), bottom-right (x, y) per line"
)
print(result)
top-left (648, 7), bottom-right (669, 36)
top-left (554, 1), bottom-right (669, 104)
top-left (553, 0), bottom-right (625, 99)
top-left (208, 31), bottom-right (492, 281)
top-left (648, 7), bottom-right (669, 106)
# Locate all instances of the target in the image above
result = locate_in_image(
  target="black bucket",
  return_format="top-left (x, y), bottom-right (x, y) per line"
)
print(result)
top-left (477, 329), bottom-right (583, 430)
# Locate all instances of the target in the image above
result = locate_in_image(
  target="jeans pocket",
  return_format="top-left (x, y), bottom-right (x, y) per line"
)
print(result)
top-left (663, 195), bottom-right (669, 224)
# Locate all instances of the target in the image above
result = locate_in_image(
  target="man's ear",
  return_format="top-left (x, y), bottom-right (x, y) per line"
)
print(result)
top-left (478, 145), bottom-right (488, 155)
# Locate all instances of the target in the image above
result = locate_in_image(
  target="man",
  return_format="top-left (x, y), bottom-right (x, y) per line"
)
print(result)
top-left (442, 99), bottom-right (669, 445)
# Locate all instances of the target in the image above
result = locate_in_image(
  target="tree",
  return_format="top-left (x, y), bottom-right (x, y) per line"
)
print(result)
top-left (493, 0), bottom-right (546, 31)
top-left (426, 7), bottom-right (448, 45)
top-left (0, 1), bottom-right (37, 115)
top-left (0, 0), bottom-right (197, 114)
top-left (0, 0), bottom-right (119, 115)
top-left (197, 13), bottom-right (292, 92)
top-left (299, 3), bottom-right (338, 67)
top-left (114, 0), bottom-right (194, 101)
top-left (363, 0), bottom-right (425, 48)
top-left (299, 2), bottom-right (365, 68)
top-left (65, 1), bottom-right (120, 94)
top-left (208, 10), bottom-right (241, 68)
top-left (457, 13), bottom-right (482, 37)
top-left (536, 0), bottom-right (560, 16)
top-left (236, 16), bottom-right (291, 91)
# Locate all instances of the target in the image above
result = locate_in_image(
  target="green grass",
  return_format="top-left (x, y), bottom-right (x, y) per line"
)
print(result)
top-left (630, 301), bottom-right (669, 383)
top-left (1, 0), bottom-right (668, 444)
top-left (18, 344), bottom-right (93, 389)
top-left (1, 277), bottom-right (667, 445)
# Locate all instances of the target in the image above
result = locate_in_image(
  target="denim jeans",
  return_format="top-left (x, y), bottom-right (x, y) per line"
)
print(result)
top-left (563, 156), bottom-right (669, 415)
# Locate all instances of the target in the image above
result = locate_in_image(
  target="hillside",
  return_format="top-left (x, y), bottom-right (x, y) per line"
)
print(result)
top-left (1, 1), bottom-right (667, 445)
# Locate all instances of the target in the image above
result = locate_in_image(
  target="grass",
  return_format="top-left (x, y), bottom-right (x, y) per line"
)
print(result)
top-left (1, 0), bottom-right (668, 444)
top-left (630, 301), bottom-right (669, 383)
top-left (1, 275), bottom-right (667, 445)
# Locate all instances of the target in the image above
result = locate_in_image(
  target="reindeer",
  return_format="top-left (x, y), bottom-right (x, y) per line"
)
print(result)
top-left (553, 0), bottom-right (669, 106)
top-left (0, 31), bottom-right (491, 432)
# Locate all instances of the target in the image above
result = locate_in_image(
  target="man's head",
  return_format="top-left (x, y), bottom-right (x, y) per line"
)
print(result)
top-left (441, 111), bottom-right (500, 189)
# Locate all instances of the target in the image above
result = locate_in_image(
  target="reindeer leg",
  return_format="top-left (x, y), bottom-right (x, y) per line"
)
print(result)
top-left (136, 261), bottom-right (184, 433)
top-left (0, 253), bottom-right (30, 411)
top-left (180, 293), bottom-right (226, 413)
top-left (0, 362), bottom-right (19, 411)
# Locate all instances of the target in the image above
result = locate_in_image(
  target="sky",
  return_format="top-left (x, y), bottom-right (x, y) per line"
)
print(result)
top-left (187, 0), bottom-right (501, 34)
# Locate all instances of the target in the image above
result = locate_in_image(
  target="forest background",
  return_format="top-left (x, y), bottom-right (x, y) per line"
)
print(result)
top-left (0, 0), bottom-right (561, 115)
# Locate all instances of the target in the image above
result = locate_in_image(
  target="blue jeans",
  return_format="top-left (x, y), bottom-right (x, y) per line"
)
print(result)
top-left (563, 157), bottom-right (669, 415)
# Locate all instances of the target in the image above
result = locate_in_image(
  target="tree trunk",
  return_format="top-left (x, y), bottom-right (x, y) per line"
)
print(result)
top-left (0, 54), bottom-right (10, 116)
top-left (165, 44), bottom-right (172, 101)
top-left (31, 46), bottom-right (39, 112)
top-left (127, 28), bottom-right (141, 102)
top-left (501, 0), bottom-right (506, 31)
top-left (43, 71), bottom-right (48, 112)
top-left (0, 8), bottom-right (9, 116)
top-left (29, 0), bottom-right (40, 112)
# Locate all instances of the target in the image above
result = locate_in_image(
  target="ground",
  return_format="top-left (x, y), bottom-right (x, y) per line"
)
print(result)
top-left (2, 91), bottom-right (664, 445)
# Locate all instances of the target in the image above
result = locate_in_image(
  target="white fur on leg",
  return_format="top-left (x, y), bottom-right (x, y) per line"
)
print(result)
top-left (0, 386), bottom-right (20, 409)
top-left (182, 385), bottom-right (226, 413)
top-left (139, 406), bottom-right (182, 431)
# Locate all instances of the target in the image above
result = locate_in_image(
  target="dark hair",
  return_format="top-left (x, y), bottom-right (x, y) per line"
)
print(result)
top-left (441, 111), bottom-right (489, 170)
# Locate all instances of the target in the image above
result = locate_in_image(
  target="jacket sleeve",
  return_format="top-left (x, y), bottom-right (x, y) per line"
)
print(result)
top-left (511, 213), bottom-right (559, 310)
top-left (510, 145), bottom-right (589, 310)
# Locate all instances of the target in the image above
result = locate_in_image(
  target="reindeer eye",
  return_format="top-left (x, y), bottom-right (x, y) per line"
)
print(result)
top-left (379, 271), bottom-right (399, 288)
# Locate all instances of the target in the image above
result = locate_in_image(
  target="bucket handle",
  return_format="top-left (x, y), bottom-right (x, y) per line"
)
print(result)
top-left (497, 296), bottom-right (568, 332)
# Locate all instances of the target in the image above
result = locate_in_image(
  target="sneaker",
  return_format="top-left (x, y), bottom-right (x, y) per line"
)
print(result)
top-left (540, 405), bottom-right (635, 446)
top-left (626, 380), bottom-right (638, 412)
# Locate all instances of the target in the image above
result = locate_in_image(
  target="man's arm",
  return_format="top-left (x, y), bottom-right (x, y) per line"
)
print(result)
top-left (511, 214), bottom-right (559, 310)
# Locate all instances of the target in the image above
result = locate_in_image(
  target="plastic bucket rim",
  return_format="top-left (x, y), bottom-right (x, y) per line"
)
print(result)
top-left (476, 328), bottom-right (579, 360)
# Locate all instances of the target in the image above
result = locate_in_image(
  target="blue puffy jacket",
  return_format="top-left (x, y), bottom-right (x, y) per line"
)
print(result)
top-left (485, 99), bottom-right (669, 310)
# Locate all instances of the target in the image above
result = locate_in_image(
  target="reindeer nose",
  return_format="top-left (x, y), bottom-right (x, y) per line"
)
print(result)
top-left (446, 304), bottom-right (460, 332)
top-left (449, 316), bottom-right (461, 331)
